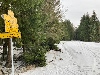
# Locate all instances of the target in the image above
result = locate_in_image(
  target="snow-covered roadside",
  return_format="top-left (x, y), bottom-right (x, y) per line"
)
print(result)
top-left (0, 47), bottom-right (24, 75)
top-left (17, 41), bottom-right (100, 75)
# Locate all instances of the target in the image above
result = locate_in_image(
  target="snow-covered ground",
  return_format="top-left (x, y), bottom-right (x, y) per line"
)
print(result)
top-left (18, 41), bottom-right (100, 75)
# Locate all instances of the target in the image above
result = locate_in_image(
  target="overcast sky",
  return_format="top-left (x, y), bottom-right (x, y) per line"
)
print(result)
top-left (60, 0), bottom-right (100, 27)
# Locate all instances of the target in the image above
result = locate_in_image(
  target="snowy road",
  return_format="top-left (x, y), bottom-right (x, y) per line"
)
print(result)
top-left (19, 41), bottom-right (100, 75)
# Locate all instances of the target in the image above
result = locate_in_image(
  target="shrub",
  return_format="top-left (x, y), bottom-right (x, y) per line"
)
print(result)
top-left (23, 45), bottom-right (46, 67)
top-left (46, 37), bottom-right (58, 50)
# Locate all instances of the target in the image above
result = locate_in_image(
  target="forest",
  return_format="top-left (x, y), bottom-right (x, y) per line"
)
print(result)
top-left (0, 0), bottom-right (99, 70)
top-left (75, 11), bottom-right (100, 42)
top-left (0, 0), bottom-right (74, 68)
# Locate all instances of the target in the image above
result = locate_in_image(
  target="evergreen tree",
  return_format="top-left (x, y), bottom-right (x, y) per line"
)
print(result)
top-left (0, 0), bottom-right (64, 67)
top-left (62, 20), bottom-right (74, 40)
top-left (43, 0), bottom-right (64, 41)
top-left (74, 14), bottom-right (91, 41)
top-left (75, 11), bottom-right (100, 42)
top-left (0, 0), bottom-right (47, 67)
top-left (90, 11), bottom-right (100, 42)
top-left (79, 13), bottom-right (91, 41)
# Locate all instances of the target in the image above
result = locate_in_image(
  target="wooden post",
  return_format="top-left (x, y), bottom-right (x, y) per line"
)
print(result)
top-left (5, 39), bottom-right (11, 68)
top-left (5, 38), bottom-right (14, 75)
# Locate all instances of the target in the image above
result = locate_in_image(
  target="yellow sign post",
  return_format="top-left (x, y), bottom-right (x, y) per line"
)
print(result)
top-left (1, 10), bottom-right (21, 75)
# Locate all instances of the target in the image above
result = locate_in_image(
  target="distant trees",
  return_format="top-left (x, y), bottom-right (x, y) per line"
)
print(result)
top-left (62, 20), bottom-right (74, 41)
top-left (75, 11), bottom-right (100, 42)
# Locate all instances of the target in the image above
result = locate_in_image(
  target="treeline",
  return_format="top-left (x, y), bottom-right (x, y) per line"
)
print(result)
top-left (0, 0), bottom-right (74, 67)
top-left (74, 11), bottom-right (100, 42)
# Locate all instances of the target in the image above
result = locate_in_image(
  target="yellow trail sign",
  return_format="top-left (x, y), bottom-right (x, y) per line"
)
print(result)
top-left (0, 10), bottom-right (21, 38)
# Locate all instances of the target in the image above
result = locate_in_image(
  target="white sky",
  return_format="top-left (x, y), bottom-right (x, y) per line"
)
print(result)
top-left (60, 0), bottom-right (100, 27)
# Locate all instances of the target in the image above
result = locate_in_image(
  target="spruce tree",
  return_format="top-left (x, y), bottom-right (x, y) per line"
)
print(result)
top-left (90, 11), bottom-right (100, 42)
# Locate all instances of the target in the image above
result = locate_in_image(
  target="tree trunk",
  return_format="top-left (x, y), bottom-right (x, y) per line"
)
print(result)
top-left (2, 39), bottom-right (8, 61)
top-left (5, 38), bottom-right (12, 68)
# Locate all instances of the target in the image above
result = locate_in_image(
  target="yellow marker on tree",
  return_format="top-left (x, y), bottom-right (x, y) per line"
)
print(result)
top-left (0, 10), bottom-right (21, 38)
